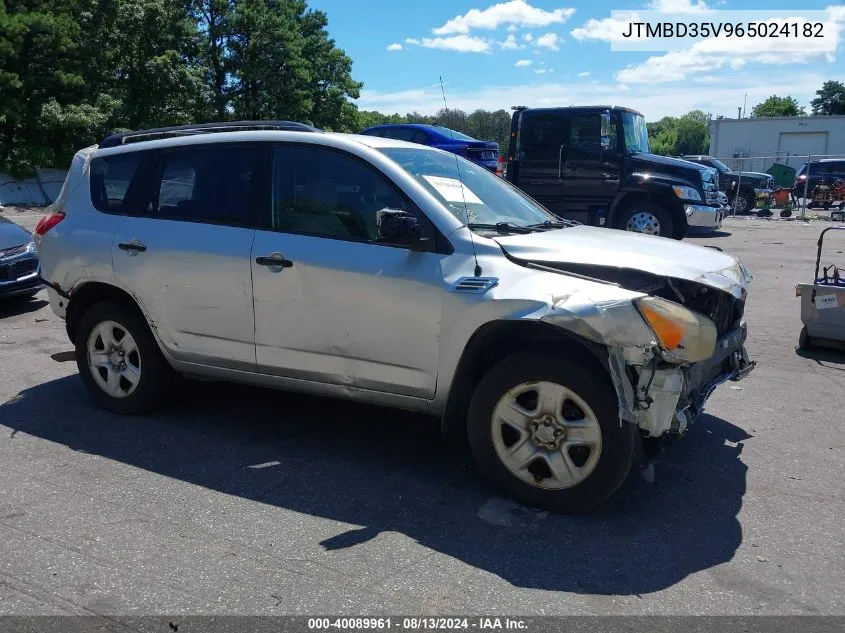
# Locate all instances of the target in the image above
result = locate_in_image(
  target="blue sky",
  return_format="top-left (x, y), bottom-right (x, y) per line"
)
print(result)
top-left (308, 0), bottom-right (845, 121)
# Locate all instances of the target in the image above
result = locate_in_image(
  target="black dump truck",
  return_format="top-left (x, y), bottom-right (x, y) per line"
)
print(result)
top-left (505, 106), bottom-right (722, 239)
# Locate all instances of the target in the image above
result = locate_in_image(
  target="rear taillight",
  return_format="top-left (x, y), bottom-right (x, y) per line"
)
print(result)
top-left (496, 155), bottom-right (504, 178)
top-left (35, 210), bottom-right (65, 236)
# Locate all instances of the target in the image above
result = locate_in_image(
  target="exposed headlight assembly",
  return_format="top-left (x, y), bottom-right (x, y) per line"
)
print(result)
top-left (635, 296), bottom-right (717, 363)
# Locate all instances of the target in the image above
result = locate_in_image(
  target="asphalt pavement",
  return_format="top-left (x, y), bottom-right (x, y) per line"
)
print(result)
top-left (1, 208), bottom-right (843, 616)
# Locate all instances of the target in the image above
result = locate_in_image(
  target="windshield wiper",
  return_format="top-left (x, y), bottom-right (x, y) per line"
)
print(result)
top-left (526, 219), bottom-right (578, 229)
top-left (467, 222), bottom-right (536, 234)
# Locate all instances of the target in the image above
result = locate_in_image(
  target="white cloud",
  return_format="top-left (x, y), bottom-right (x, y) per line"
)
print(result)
top-left (407, 35), bottom-right (492, 53)
top-left (433, 0), bottom-right (575, 35)
top-left (570, 12), bottom-right (646, 42)
top-left (357, 72), bottom-right (844, 121)
top-left (507, 24), bottom-right (519, 32)
top-left (535, 32), bottom-right (561, 50)
top-left (534, 68), bottom-right (555, 74)
top-left (577, 71), bottom-right (591, 77)
top-left (647, 0), bottom-right (711, 11)
top-left (515, 59), bottom-right (533, 67)
top-left (405, 38), bottom-right (421, 45)
top-left (386, 43), bottom-right (403, 51)
top-left (523, 33), bottom-right (534, 42)
top-left (499, 34), bottom-right (525, 49)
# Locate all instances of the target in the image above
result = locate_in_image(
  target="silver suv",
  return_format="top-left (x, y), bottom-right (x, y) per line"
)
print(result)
top-left (37, 121), bottom-right (755, 512)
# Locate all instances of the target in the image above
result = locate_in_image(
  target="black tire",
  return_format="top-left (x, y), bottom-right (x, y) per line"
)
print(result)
top-left (615, 202), bottom-right (675, 239)
top-left (799, 326), bottom-right (811, 350)
top-left (75, 300), bottom-right (174, 414)
top-left (467, 351), bottom-right (637, 513)
top-left (733, 188), bottom-right (756, 215)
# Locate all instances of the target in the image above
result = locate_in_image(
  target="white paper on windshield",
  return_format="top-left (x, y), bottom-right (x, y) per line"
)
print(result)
top-left (422, 175), bottom-right (483, 204)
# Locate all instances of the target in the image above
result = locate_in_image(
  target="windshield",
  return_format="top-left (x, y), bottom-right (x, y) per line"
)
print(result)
top-left (621, 111), bottom-right (649, 154)
top-left (709, 158), bottom-right (731, 173)
top-left (429, 126), bottom-right (475, 141)
top-left (380, 147), bottom-right (559, 228)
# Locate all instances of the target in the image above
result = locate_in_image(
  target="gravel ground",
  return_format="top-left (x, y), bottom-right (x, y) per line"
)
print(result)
top-left (1, 207), bottom-right (843, 616)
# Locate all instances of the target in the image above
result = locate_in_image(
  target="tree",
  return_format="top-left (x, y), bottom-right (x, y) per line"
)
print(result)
top-left (751, 95), bottom-right (805, 117)
top-left (646, 111), bottom-right (710, 156)
top-left (0, 0), bottom-right (84, 176)
top-left (811, 80), bottom-right (845, 115)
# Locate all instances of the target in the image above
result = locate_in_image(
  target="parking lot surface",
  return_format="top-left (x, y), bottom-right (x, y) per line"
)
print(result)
top-left (1, 208), bottom-right (843, 615)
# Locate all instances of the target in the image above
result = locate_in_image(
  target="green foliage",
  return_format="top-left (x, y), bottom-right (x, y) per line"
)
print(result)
top-left (751, 95), bottom-right (805, 117)
top-left (811, 80), bottom-right (845, 115)
top-left (0, 0), bottom-right (361, 175)
top-left (646, 110), bottom-right (710, 157)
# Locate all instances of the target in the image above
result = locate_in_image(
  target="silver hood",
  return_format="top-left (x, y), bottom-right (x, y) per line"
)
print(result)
top-left (493, 226), bottom-right (750, 297)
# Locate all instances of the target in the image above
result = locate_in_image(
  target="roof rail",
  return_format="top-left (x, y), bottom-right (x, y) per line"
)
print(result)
top-left (98, 120), bottom-right (320, 148)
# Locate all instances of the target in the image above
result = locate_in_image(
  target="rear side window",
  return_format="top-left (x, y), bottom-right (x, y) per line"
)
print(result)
top-left (90, 153), bottom-right (144, 213)
top-left (518, 113), bottom-right (566, 161)
top-left (148, 146), bottom-right (256, 226)
top-left (383, 128), bottom-right (427, 144)
top-left (568, 114), bottom-right (602, 154)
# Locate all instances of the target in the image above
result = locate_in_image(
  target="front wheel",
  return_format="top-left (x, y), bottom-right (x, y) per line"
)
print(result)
top-left (733, 188), bottom-right (756, 215)
top-left (616, 203), bottom-right (675, 238)
top-left (467, 352), bottom-right (637, 513)
top-left (76, 300), bottom-right (174, 414)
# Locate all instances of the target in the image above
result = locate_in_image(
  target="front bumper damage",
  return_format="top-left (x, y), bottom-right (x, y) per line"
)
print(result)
top-left (609, 323), bottom-right (755, 438)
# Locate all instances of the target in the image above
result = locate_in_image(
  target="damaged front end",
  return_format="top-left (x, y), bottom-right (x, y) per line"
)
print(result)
top-left (535, 261), bottom-right (756, 442)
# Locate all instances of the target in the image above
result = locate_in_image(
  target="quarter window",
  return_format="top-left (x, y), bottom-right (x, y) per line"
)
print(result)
top-left (149, 146), bottom-right (255, 226)
top-left (89, 152), bottom-right (144, 213)
top-left (271, 146), bottom-right (413, 242)
top-left (518, 113), bottom-right (566, 161)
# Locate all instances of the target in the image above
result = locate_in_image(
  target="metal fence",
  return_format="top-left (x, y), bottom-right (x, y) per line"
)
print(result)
top-left (678, 152), bottom-right (845, 220)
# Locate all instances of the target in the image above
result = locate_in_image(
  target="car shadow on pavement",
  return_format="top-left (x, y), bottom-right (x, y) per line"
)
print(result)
top-left (0, 296), bottom-right (48, 319)
top-left (796, 347), bottom-right (845, 368)
top-left (0, 375), bottom-right (749, 596)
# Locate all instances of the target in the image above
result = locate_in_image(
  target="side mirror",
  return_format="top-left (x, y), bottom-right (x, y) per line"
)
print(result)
top-left (377, 209), bottom-right (422, 248)
top-left (600, 111), bottom-right (612, 151)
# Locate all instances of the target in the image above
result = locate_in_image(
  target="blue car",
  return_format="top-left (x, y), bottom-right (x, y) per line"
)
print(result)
top-left (359, 124), bottom-right (500, 172)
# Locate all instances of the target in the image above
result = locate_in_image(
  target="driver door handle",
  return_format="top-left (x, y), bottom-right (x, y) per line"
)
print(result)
top-left (118, 241), bottom-right (147, 253)
top-left (256, 254), bottom-right (293, 268)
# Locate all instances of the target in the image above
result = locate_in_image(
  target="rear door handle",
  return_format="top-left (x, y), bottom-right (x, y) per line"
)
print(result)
top-left (118, 241), bottom-right (147, 253)
top-left (256, 254), bottom-right (293, 268)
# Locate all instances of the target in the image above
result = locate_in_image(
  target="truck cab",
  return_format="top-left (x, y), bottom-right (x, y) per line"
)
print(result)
top-left (506, 106), bottom-right (721, 239)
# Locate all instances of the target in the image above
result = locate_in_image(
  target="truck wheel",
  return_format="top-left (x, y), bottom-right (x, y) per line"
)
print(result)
top-left (76, 300), bottom-right (174, 414)
top-left (467, 351), bottom-right (637, 513)
top-left (733, 188), bottom-right (756, 215)
top-left (616, 203), bottom-right (674, 238)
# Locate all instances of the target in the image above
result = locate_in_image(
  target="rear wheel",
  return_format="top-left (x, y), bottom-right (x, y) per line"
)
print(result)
top-left (467, 351), bottom-right (637, 513)
top-left (75, 300), bottom-right (174, 414)
top-left (616, 203), bottom-right (675, 238)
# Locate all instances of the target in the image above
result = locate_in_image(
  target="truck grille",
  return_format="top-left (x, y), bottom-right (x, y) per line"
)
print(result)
top-left (0, 243), bottom-right (28, 259)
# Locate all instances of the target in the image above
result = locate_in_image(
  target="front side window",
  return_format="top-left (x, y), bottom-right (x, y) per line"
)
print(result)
top-left (90, 152), bottom-right (144, 213)
top-left (380, 147), bottom-right (558, 228)
top-left (568, 114), bottom-right (602, 155)
top-left (150, 146), bottom-right (255, 226)
top-left (271, 146), bottom-right (413, 242)
top-left (621, 111), bottom-right (650, 154)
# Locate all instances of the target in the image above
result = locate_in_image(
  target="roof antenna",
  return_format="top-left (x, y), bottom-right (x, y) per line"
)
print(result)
top-left (440, 75), bottom-right (482, 277)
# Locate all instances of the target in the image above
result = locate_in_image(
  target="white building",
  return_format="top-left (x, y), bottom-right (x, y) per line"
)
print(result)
top-left (709, 115), bottom-right (845, 173)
